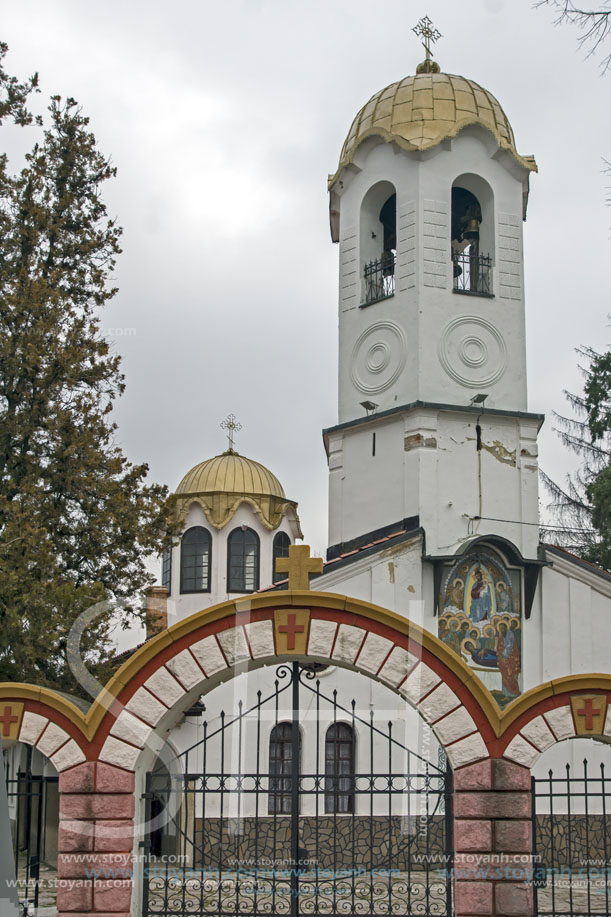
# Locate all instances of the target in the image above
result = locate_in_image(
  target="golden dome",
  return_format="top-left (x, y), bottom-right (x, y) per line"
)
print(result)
top-left (177, 451), bottom-right (285, 499)
top-left (329, 71), bottom-right (537, 187)
top-left (175, 451), bottom-right (301, 535)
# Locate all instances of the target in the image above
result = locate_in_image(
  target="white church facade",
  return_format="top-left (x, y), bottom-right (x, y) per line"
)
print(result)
top-left (151, 51), bottom-right (611, 748)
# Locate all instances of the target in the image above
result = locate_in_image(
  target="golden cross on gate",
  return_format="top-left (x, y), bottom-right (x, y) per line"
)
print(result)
top-left (412, 15), bottom-right (442, 62)
top-left (221, 413), bottom-right (242, 452)
top-left (276, 544), bottom-right (323, 590)
top-left (0, 705), bottom-right (18, 736)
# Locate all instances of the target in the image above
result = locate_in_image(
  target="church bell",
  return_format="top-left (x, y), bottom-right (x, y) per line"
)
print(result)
top-left (463, 217), bottom-right (481, 241)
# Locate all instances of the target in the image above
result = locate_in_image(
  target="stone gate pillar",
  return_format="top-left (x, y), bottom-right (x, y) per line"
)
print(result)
top-left (57, 762), bottom-right (134, 916)
top-left (454, 759), bottom-right (533, 917)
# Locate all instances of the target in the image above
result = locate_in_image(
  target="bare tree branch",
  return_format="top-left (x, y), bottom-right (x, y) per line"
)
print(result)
top-left (535, 1), bottom-right (611, 71)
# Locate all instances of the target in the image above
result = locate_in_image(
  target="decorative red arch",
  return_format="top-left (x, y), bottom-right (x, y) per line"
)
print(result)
top-left (1, 591), bottom-right (609, 917)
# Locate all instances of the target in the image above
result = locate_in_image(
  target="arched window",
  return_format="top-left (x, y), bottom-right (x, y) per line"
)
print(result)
top-left (268, 722), bottom-right (300, 814)
top-left (180, 527), bottom-right (211, 594)
top-left (161, 547), bottom-right (172, 594)
top-left (227, 527), bottom-right (260, 593)
top-left (360, 182), bottom-right (397, 305)
top-left (451, 174), bottom-right (494, 296)
top-left (273, 532), bottom-right (291, 584)
top-left (325, 723), bottom-right (355, 813)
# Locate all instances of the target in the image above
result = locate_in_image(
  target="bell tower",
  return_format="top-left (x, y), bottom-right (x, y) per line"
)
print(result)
top-left (324, 24), bottom-right (543, 560)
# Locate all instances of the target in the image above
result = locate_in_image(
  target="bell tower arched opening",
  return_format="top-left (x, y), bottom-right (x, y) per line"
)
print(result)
top-left (451, 173), bottom-right (495, 296)
top-left (359, 181), bottom-right (397, 306)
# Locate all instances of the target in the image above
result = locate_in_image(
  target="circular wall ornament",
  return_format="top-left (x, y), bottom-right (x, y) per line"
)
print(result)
top-left (438, 316), bottom-right (507, 388)
top-left (350, 322), bottom-right (407, 394)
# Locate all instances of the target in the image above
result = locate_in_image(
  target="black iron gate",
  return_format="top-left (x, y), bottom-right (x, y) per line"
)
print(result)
top-left (532, 760), bottom-right (611, 916)
top-left (5, 746), bottom-right (58, 915)
top-left (142, 662), bottom-right (453, 916)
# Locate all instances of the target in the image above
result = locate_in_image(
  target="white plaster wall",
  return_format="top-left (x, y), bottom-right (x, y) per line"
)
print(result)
top-left (334, 130), bottom-right (530, 427)
top-left (166, 502), bottom-right (295, 621)
top-left (315, 537), bottom-right (431, 633)
top-left (327, 418), bottom-right (407, 548)
top-left (524, 551), bottom-right (611, 690)
top-left (417, 131), bottom-right (527, 410)
top-left (327, 406), bottom-right (540, 557)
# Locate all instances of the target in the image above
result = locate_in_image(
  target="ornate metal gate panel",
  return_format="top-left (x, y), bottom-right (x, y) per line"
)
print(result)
top-left (532, 760), bottom-right (611, 916)
top-left (142, 662), bottom-right (453, 916)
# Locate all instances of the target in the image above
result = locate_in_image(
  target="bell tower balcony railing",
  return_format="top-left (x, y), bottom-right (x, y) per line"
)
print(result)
top-left (362, 252), bottom-right (396, 306)
top-left (452, 251), bottom-right (493, 296)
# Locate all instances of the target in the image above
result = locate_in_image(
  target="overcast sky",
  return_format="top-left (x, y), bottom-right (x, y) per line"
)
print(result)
top-left (3, 0), bottom-right (611, 560)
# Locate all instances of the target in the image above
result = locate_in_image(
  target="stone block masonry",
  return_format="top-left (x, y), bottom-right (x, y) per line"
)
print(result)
top-left (57, 761), bottom-right (134, 916)
top-left (453, 759), bottom-right (534, 917)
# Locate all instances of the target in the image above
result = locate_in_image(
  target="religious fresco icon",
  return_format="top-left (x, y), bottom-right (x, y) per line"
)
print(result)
top-left (438, 549), bottom-right (522, 708)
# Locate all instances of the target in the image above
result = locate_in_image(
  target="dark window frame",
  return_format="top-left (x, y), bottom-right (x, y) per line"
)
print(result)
top-left (325, 722), bottom-right (355, 814)
top-left (161, 547), bottom-right (172, 595)
top-left (272, 531), bottom-right (291, 584)
top-left (268, 722), bottom-right (301, 814)
top-left (180, 526), bottom-right (212, 594)
top-left (227, 526), bottom-right (260, 593)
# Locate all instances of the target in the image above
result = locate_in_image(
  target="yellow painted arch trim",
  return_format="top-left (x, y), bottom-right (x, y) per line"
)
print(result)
top-left (99, 590), bottom-right (500, 737)
top-left (498, 673), bottom-right (611, 737)
top-left (1, 591), bottom-right (610, 749)
top-left (0, 683), bottom-right (91, 743)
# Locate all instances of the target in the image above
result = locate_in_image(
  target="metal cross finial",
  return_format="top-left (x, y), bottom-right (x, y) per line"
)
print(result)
top-left (413, 15), bottom-right (442, 62)
top-left (221, 413), bottom-right (242, 452)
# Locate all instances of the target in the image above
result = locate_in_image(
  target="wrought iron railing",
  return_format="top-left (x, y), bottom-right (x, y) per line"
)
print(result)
top-left (362, 253), bottom-right (396, 305)
top-left (6, 767), bottom-right (59, 914)
top-left (532, 760), bottom-right (611, 916)
top-left (142, 662), bottom-right (454, 917)
top-left (452, 251), bottom-right (492, 295)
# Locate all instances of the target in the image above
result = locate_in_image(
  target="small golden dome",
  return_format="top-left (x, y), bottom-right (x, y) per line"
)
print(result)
top-left (177, 451), bottom-right (285, 499)
top-left (329, 71), bottom-right (537, 187)
top-left (175, 451), bottom-right (301, 535)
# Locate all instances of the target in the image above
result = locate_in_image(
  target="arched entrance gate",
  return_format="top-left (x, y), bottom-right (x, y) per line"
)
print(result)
top-left (142, 657), bottom-right (453, 917)
top-left (2, 580), bottom-right (611, 917)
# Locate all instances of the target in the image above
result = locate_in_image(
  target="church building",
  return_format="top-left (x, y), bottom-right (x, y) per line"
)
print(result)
top-left (5, 20), bottom-right (611, 917)
top-left (157, 31), bottom-right (611, 722)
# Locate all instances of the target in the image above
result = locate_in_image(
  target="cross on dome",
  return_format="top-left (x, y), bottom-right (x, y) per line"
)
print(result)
top-left (412, 15), bottom-right (442, 60)
top-left (220, 413), bottom-right (242, 452)
top-left (412, 15), bottom-right (442, 72)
